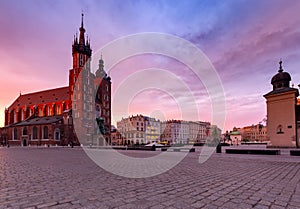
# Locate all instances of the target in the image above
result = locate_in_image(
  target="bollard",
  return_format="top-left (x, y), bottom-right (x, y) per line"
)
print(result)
top-left (216, 144), bottom-right (222, 153)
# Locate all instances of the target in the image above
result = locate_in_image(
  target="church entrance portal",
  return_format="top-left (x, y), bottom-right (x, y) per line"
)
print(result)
top-left (21, 136), bottom-right (29, 147)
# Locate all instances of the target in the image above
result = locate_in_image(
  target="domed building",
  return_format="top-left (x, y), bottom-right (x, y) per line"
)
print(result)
top-left (264, 60), bottom-right (299, 147)
top-left (271, 61), bottom-right (291, 90)
top-left (229, 127), bottom-right (242, 145)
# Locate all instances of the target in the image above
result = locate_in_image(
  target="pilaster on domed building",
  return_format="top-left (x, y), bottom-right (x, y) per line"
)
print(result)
top-left (0, 14), bottom-right (111, 147)
top-left (264, 60), bottom-right (300, 148)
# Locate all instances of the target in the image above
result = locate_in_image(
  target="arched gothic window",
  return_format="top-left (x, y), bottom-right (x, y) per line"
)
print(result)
top-left (13, 127), bottom-right (18, 140)
top-left (43, 126), bottom-right (49, 139)
top-left (22, 127), bottom-right (28, 135)
top-left (33, 126), bottom-right (38, 139)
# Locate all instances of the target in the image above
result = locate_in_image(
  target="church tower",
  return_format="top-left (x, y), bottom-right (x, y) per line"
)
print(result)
top-left (67, 13), bottom-right (112, 146)
top-left (94, 55), bottom-right (112, 144)
top-left (69, 13), bottom-right (92, 103)
top-left (69, 13), bottom-right (94, 146)
top-left (264, 60), bottom-right (299, 147)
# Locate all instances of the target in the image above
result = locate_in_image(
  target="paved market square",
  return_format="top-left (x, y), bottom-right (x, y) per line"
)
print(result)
top-left (1, 146), bottom-right (300, 209)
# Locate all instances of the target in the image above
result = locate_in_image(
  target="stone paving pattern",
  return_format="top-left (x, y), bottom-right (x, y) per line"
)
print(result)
top-left (0, 147), bottom-right (300, 209)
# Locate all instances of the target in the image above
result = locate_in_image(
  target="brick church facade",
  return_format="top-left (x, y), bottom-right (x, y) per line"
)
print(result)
top-left (0, 14), bottom-right (111, 147)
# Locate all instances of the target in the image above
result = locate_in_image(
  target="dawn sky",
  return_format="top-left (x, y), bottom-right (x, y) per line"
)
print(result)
top-left (1, 0), bottom-right (300, 132)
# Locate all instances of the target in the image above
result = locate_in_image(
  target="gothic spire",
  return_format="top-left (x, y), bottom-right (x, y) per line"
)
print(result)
top-left (79, 12), bottom-right (85, 45)
top-left (72, 12), bottom-right (92, 57)
top-left (99, 53), bottom-right (104, 70)
top-left (81, 12), bottom-right (84, 29)
top-left (96, 54), bottom-right (107, 78)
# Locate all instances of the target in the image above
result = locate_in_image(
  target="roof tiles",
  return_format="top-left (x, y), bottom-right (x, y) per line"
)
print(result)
top-left (8, 86), bottom-right (69, 110)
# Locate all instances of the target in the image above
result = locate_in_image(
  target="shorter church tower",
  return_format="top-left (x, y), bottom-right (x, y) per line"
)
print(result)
top-left (94, 56), bottom-right (112, 144)
top-left (264, 60), bottom-right (299, 147)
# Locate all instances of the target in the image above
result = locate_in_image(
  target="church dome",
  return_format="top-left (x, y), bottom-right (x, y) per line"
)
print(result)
top-left (271, 60), bottom-right (291, 90)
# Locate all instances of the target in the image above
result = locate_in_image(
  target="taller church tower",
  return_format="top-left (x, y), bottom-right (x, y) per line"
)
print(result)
top-left (69, 13), bottom-right (92, 103)
top-left (69, 14), bottom-right (95, 146)
top-left (264, 61), bottom-right (299, 147)
top-left (67, 13), bottom-right (112, 146)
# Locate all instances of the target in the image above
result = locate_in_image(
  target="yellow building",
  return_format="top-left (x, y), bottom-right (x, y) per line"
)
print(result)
top-left (239, 124), bottom-right (268, 142)
top-left (264, 61), bottom-right (299, 147)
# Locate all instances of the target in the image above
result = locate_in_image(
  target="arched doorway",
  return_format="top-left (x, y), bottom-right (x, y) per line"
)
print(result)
top-left (23, 139), bottom-right (27, 146)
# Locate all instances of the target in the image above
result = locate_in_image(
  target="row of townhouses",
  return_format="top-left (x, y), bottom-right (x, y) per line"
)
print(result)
top-left (112, 114), bottom-right (211, 145)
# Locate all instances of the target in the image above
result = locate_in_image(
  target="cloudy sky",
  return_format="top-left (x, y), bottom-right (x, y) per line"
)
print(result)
top-left (0, 0), bottom-right (300, 131)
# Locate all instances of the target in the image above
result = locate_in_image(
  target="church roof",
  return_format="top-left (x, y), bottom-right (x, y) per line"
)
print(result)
top-left (264, 87), bottom-right (299, 97)
top-left (264, 60), bottom-right (299, 98)
top-left (271, 61), bottom-right (291, 85)
top-left (8, 115), bottom-right (63, 127)
top-left (7, 86), bottom-right (69, 111)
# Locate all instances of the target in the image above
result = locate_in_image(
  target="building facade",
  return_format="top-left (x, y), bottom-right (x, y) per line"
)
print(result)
top-left (144, 116), bottom-right (161, 143)
top-left (111, 125), bottom-right (125, 145)
top-left (116, 115), bottom-right (160, 145)
top-left (160, 120), bottom-right (210, 145)
top-left (239, 124), bottom-right (268, 142)
top-left (189, 121), bottom-right (211, 144)
top-left (1, 14), bottom-right (111, 146)
top-left (160, 120), bottom-right (190, 144)
top-left (264, 61), bottom-right (299, 147)
top-left (115, 117), bottom-right (211, 145)
top-left (228, 127), bottom-right (242, 145)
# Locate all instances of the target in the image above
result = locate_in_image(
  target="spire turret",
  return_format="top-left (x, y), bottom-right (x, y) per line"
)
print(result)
top-left (69, 12), bottom-right (93, 102)
top-left (99, 53), bottom-right (104, 70)
top-left (81, 12), bottom-right (84, 29)
top-left (96, 54), bottom-right (108, 78)
top-left (72, 13), bottom-right (92, 58)
top-left (79, 13), bottom-right (85, 45)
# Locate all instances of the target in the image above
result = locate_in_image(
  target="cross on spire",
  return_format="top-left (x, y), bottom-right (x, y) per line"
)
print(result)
top-left (279, 59), bottom-right (283, 73)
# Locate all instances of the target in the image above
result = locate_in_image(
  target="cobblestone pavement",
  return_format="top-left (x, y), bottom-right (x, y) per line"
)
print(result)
top-left (1, 147), bottom-right (300, 209)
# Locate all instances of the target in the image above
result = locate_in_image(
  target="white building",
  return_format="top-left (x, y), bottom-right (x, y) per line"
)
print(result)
top-left (161, 120), bottom-right (190, 144)
top-left (189, 121), bottom-right (211, 144)
top-left (116, 114), bottom-right (160, 144)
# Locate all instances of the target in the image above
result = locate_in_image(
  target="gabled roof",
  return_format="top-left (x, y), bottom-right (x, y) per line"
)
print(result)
top-left (7, 86), bottom-right (69, 111)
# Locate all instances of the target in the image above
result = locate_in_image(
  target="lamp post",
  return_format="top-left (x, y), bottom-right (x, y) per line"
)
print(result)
top-left (297, 84), bottom-right (300, 148)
